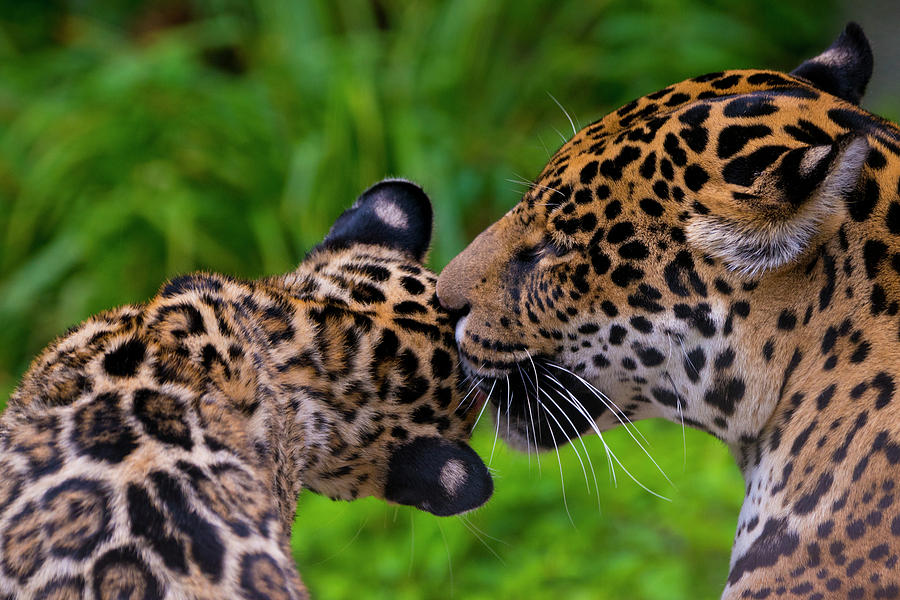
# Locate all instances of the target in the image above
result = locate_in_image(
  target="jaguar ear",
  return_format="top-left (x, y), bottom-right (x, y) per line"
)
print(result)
top-left (790, 22), bottom-right (873, 105)
top-left (384, 436), bottom-right (493, 516)
top-left (322, 179), bottom-right (434, 261)
top-left (687, 135), bottom-right (869, 275)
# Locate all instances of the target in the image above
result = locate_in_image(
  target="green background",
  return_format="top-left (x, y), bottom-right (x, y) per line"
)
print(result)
top-left (1, 2), bottom-right (896, 598)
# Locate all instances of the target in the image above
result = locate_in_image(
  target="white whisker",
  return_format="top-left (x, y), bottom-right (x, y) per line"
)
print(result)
top-left (459, 516), bottom-right (506, 564)
top-left (545, 362), bottom-right (670, 486)
top-left (471, 379), bottom-right (497, 431)
top-left (539, 373), bottom-right (603, 510)
top-left (460, 515), bottom-right (509, 546)
top-left (525, 350), bottom-right (541, 415)
top-left (455, 377), bottom-right (484, 413)
top-left (517, 365), bottom-right (542, 474)
top-left (664, 335), bottom-right (688, 471)
top-left (538, 385), bottom-right (597, 498)
top-left (548, 92), bottom-right (579, 136)
top-left (541, 365), bottom-right (670, 501)
top-left (509, 173), bottom-right (567, 198)
top-left (541, 373), bottom-right (615, 485)
top-left (534, 396), bottom-right (576, 527)
top-left (489, 393), bottom-right (502, 467)
top-left (666, 372), bottom-right (688, 472)
top-left (436, 520), bottom-right (453, 596)
top-left (552, 126), bottom-right (568, 144)
top-left (505, 374), bottom-right (512, 443)
top-left (537, 134), bottom-right (552, 158)
top-left (545, 360), bottom-right (651, 446)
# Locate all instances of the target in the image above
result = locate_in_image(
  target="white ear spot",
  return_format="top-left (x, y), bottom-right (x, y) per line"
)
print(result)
top-left (820, 137), bottom-right (869, 199)
top-left (439, 458), bottom-right (467, 497)
top-left (373, 198), bottom-right (409, 229)
top-left (811, 46), bottom-right (855, 69)
top-left (799, 146), bottom-right (832, 176)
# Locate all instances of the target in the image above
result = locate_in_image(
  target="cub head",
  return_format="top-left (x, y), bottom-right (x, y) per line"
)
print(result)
top-left (288, 179), bottom-right (492, 516)
top-left (437, 24), bottom-right (890, 451)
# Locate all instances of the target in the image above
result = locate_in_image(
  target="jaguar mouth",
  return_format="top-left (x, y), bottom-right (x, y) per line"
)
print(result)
top-left (465, 355), bottom-right (609, 451)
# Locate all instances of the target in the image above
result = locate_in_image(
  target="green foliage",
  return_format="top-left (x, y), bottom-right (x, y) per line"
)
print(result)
top-left (0, 1), bottom-right (846, 597)
top-left (293, 423), bottom-right (743, 599)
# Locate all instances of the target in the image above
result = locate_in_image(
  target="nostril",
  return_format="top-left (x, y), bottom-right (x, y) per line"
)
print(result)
top-left (436, 266), bottom-right (472, 312)
top-left (444, 304), bottom-right (470, 326)
top-left (436, 287), bottom-right (469, 311)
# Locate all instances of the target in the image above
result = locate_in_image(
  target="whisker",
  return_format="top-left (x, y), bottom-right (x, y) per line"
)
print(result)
top-left (540, 366), bottom-right (670, 500)
top-left (460, 515), bottom-right (509, 547)
top-left (663, 335), bottom-right (687, 472)
top-left (537, 133), bottom-right (552, 159)
top-left (471, 379), bottom-right (497, 431)
top-left (545, 362), bottom-right (671, 486)
top-left (489, 391), bottom-right (502, 467)
top-left (540, 372), bottom-right (615, 486)
top-left (539, 374), bottom-right (603, 510)
top-left (544, 360), bottom-right (650, 446)
top-left (525, 349), bottom-right (541, 414)
top-left (548, 92), bottom-right (579, 136)
top-left (436, 520), bottom-right (453, 596)
top-left (455, 377), bottom-right (484, 413)
top-left (458, 516), bottom-right (506, 564)
top-left (543, 361), bottom-right (643, 441)
top-left (505, 374), bottom-right (512, 444)
top-left (538, 385), bottom-right (595, 497)
top-left (517, 364), bottom-right (542, 474)
top-left (310, 513), bottom-right (369, 565)
top-left (552, 126), bottom-right (568, 144)
top-left (665, 372), bottom-right (688, 472)
top-left (535, 397), bottom-right (576, 527)
top-left (511, 172), bottom-right (567, 198)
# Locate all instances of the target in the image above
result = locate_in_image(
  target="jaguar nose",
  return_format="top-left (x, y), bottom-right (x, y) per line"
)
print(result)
top-left (436, 226), bottom-right (500, 311)
top-left (436, 262), bottom-right (471, 312)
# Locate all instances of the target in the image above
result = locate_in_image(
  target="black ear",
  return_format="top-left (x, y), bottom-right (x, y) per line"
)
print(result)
top-left (384, 437), bottom-right (493, 517)
top-left (322, 179), bottom-right (433, 261)
top-left (790, 22), bottom-right (873, 105)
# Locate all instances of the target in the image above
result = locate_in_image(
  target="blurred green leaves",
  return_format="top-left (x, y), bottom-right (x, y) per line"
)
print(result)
top-left (0, 1), bottom-right (843, 597)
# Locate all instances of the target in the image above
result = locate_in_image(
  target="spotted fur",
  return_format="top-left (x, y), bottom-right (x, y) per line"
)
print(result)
top-left (438, 24), bottom-right (900, 598)
top-left (0, 180), bottom-right (493, 599)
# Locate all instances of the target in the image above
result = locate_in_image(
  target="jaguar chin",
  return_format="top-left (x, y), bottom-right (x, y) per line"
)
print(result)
top-left (452, 312), bottom-right (634, 453)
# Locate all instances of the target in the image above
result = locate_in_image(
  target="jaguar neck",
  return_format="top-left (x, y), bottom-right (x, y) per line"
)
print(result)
top-left (722, 239), bottom-right (900, 595)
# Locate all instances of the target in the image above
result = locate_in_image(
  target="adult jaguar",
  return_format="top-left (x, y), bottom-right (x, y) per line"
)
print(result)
top-left (438, 24), bottom-right (900, 598)
top-left (0, 180), bottom-right (492, 599)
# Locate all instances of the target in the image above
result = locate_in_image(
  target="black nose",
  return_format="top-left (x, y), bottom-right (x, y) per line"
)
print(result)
top-left (384, 437), bottom-right (493, 516)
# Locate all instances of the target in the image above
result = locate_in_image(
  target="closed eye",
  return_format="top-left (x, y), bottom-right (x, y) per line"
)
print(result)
top-left (547, 239), bottom-right (573, 258)
top-left (514, 238), bottom-right (572, 264)
top-left (514, 244), bottom-right (544, 264)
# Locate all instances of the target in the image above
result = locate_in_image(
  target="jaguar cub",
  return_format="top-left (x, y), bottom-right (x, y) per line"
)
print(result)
top-left (0, 180), bottom-right (492, 599)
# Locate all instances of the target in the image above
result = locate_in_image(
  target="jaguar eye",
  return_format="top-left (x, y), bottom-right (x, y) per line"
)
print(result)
top-left (515, 238), bottom-right (574, 264)
top-left (514, 244), bottom-right (543, 264)
top-left (546, 240), bottom-right (573, 258)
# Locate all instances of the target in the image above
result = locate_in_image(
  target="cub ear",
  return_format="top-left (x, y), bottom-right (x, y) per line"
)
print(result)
top-left (687, 135), bottom-right (869, 275)
top-left (790, 22), bottom-right (873, 105)
top-left (322, 179), bottom-right (433, 261)
top-left (384, 437), bottom-right (493, 516)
